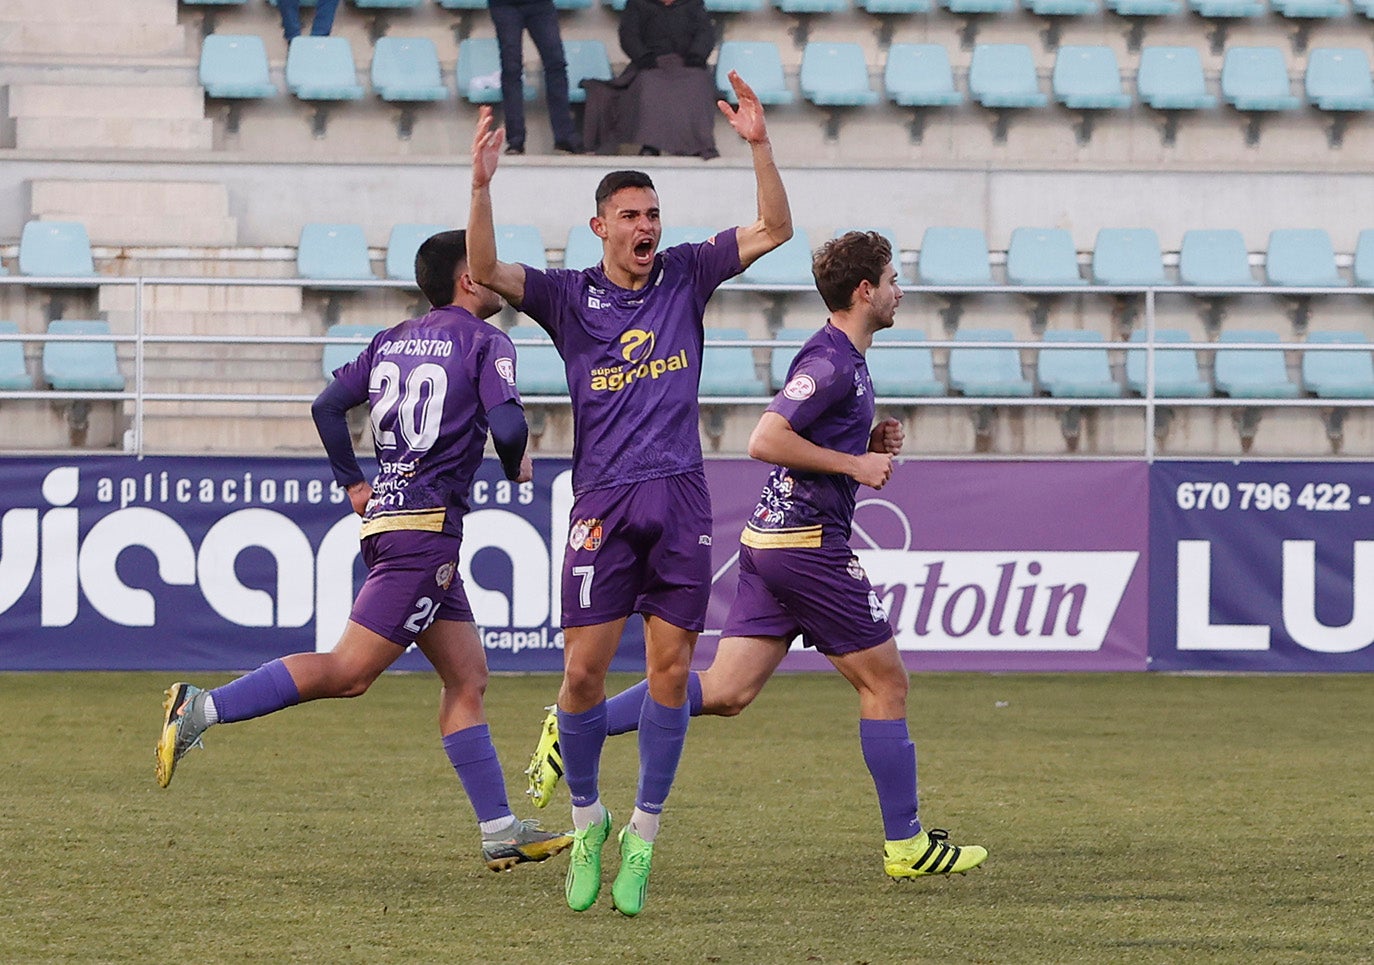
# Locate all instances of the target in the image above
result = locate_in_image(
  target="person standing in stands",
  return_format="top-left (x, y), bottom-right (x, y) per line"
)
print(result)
top-left (489, 0), bottom-right (584, 155)
top-left (277, 0), bottom-right (339, 41)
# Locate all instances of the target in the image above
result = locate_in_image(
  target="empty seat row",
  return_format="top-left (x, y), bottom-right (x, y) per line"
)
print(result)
top-left (0, 321), bottom-right (127, 392)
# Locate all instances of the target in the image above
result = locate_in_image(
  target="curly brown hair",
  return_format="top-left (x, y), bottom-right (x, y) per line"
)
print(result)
top-left (812, 231), bottom-right (893, 312)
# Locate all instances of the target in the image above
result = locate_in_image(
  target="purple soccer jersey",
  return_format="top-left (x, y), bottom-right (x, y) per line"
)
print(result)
top-left (517, 229), bottom-right (742, 495)
top-left (328, 305), bottom-right (522, 537)
top-left (745, 323), bottom-right (876, 546)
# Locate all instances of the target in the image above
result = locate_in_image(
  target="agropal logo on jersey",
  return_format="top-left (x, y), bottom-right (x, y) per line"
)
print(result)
top-left (850, 499), bottom-right (1139, 652)
top-left (587, 328), bottom-right (690, 392)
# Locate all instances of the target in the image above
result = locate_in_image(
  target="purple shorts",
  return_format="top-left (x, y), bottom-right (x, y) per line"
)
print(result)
top-left (561, 472), bottom-right (712, 631)
top-left (721, 542), bottom-right (894, 655)
top-left (351, 530), bottom-right (474, 647)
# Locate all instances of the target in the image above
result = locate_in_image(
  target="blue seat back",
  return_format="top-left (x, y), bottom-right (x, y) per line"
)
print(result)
top-left (19, 220), bottom-right (96, 277)
top-left (322, 323), bottom-right (386, 379)
top-left (43, 320), bottom-right (125, 391)
top-left (701, 328), bottom-right (767, 396)
top-left (508, 325), bottom-right (569, 395)
top-left (918, 227), bottom-right (993, 285)
top-left (565, 40), bottom-right (613, 104)
top-left (495, 224), bottom-right (547, 270)
top-left (884, 44), bottom-right (961, 106)
top-left (1305, 48), bottom-right (1374, 108)
top-left (1091, 228), bottom-right (1166, 285)
top-left (949, 328), bottom-right (1033, 395)
top-left (1037, 330), bottom-right (1121, 397)
top-left (458, 38), bottom-right (533, 103)
top-left (1303, 331), bottom-right (1374, 397)
top-left (1214, 329), bottom-right (1299, 397)
top-left (769, 326), bottom-right (816, 389)
top-left (717, 42), bottom-right (794, 105)
top-left (735, 230), bottom-right (814, 286)
top-left (1126, 329), bottom-right (1210, 396)
top-left (1266, 229), bottom-right (1343, 286)
top-left (860, 0), bottom-right (932, 12)
top-left (1222, 47), bottom-right (1300, 109)
top-left (1006, 227), bottom-right (1085, 285)
top-left (868, 328), bottom-right (944, 396)
top-left (564, 223), bottom-right (603, 270)
top-left (200, 35), bottom-right (277, 99)
top-left (1136, 47), bottom-right (1215, 109)
top-left (968, 45), bottom-right (1047, 107)
top-left (1354, 228), bottom-right (1374, 286)
top-left (1052, 45), bottom-right (1130, 108)
top-left (286, 37), bottom-right (365, 100)
top-left (372, 36), bottom-right (447, 102)
top-left (0, 321), bottom-right (30, 391)
top-left (298, 223), bottom-right (373, 281)
top-left (800, 42), bottom-right (879, 106)
top-left (385, 223), bottom-right (449, 281)
top-left (1179, 229), bottom-right (1257, 286)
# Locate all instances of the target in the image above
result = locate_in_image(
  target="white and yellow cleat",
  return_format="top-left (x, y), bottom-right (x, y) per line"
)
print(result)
top-left (884, 828), bottom-right (987, 879)
top-left (155, 682), bottom-right (210, 788)
top-left (523, 705), bottom-right (563, 809)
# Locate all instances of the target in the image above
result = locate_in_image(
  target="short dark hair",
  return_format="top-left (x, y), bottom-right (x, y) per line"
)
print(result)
top-left (414, 230), bottom-right (468, 308)
top-left (594, 170), bottom-right (656, 215)
top-left (812, 231), bottom-right (894, 312)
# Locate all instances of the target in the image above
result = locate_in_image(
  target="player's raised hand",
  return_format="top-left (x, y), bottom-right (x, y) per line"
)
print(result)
top-left (718, 70), bottom-right (770, 145)
top-left (869, 417), bottom-right (904, 456)
top-left (472, 105), bottom-right (505, 189)
top-left (851, 452), bottom-right (894, 490)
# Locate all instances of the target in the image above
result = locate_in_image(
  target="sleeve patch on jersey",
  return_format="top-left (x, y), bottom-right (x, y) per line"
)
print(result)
top-left (495, 357), bottom-right (516, 385)
top-left (783, 373), bottom-right (816, 401)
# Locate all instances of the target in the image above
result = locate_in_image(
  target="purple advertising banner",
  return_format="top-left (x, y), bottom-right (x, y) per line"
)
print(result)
top-left (1149, 461), bottom-right (1374, 672)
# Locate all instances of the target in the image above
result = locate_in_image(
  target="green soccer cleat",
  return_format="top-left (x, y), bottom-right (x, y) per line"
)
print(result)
top-left (610, 826), bottom-right (655, 917)
top-left (564, 808), bottom-right (612, 912)
top-left (481, 818), bottom-right (574, 872)
top-left (155, 682), bottom-right (210, 788)
top-left (884, 828), bottom-right (987, 879)
top-left (524, 705), bottom-right (563, 809)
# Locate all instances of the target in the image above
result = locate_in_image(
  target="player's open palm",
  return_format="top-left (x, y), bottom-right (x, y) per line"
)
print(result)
top-left (472, 106), bottom-right (504, 188)
top-left (853, 452), bottom-right (893, 490)
top-left (718, 70), bottom-right (768, 144)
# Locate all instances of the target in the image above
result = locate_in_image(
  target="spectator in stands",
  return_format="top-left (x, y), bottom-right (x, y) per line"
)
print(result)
top-left (583, 0), bottom-right (719, 159)
top-left (277, 0), bottom-right (339, 41)
top-left (489, 0), bottom-right (584, 155)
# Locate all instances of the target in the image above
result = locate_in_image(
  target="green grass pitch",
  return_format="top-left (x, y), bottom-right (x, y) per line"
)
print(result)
top-left (1, 672), bottom-right (1371, 964)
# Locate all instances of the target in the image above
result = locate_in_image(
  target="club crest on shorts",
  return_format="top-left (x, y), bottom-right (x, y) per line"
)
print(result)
top-left (847, 556), bottom-right (867, 581)
top-left (569, 518), bottom-right (603, 551)
top-left (436, 561), bottom-right (456, 589)
top-left (495, 357), bottom-right (516, 385)
top-left (783, 373), bottom-right (816, 401)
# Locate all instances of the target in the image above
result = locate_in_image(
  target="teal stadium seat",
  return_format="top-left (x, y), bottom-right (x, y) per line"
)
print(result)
top-left (706, 0), bottom-right (764, 11)
top-left (860, 0), bottom-right (932, 13)
top-left (322, 323), bottom-right (386, 380)
top-left (372, 37), bottom-right (447, 102)
top-left (1214, 329), bottom-right (1300, 397)
top-left (734, 229), bottom-right (814, 287)
top-left (199, 35), bottom-right (277, 99)
top-left (385, 223), bottom-right (448, 280)
top-left (918, 227), bottom-right (993, 285)
top-left (969, 44), bottom-right (1047, 108)
top-left (1222, 46), bottom-right (1301, 124)
top-left (1106, 0), bottom-right (1182, 33)
top-left (1025, 0), bottom-right (1098, 52)
top-left (1265, 229), bottom-right (1344, 286)
top-left (1356, 0), bottom-right (1374, 16)
top-left (553, 0), bottom-right (594, 11)
top-left (1178, 229), bottom-right (1257, 286)
top-left (700, 328), bottom-right (768, 397)
top-left (1126, 329), bottom-right (1211, 397)
top-left (564, 40), bottom-right (613, 104)
top-left (1091, 228), bottom-right (1166, 285)
top-left (353, 0), bottom-right (424, 9)
top-left (1271, 0), bottom-right (1347, 20)
top-left (495, 224), bottom-right (547, 270)
top-left (800, 42), bottom-right (879, 105)
top-left (867, 329), bottom-right (945, 397)
top-left (286, 37), bottom-right (365, 101)
top-left (949, 329), bottom-right (1034, 396)
top-left (1006, 227), bottom-right (1086, 285)
top-left (1191, 0), bottom-right (1266, 54)
top-left (43, 321), bottom-right (125, 391)
top-left (507, 325), bottom-right (569, 396)
top-left (1037, 330), bottom-right (1122, 397)
top-left (1302, 331), bottom-right (1374, 398)
top-left (1353, 228), bottom-right (1374, 285)
top-left (0, 322), bottom-right (31, 391)
top-left (1136, 46), bottom-right (1215, 143)
top-left (769, 326), bottom-right (816, 389)
top-left (943, 0), bottom-right (1017, 14)
top-left (298, 223), bottom-right (374, 284)
top-left (885, 44), bottom-right (962, 108)
top-left (1053, 46), bottom-right (1131, 143)
top-left (717, 42), bottom-right (795, 105)
top-left (19, 220), bottom-right (96, 277)
top-left (458, 38), bottom-right (533, 103)
top-left (1305, 48), bottom-right (1374, 145)
top-left (563, 224), bottom-right (603, 270)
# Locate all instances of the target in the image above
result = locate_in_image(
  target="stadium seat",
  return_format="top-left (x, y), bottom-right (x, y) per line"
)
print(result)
top-left (707, 0), bottom-right (765, 11)
top-left (385, 223), bottom-right (448, 280)
top-left (942, 0), bottom-right (1019, 49)
top-left (968, 44), bottom-right (1048, 141)
top-left (564, 40), bottom-right (613, 104)
top-left (1136, 46), bottom-right (1216, 144)
top-left (1271, 0), bottom-right (1347, 55)
top-left (860, 0), bottom-right (933, 48)
top-left (0, 322), bottom-right (31, 391)
top-left (1353, 228), bottom-right (1374, 285)
top-left (297, 223), bottom-right (374, 284)
top-left (458, 38), bottom-right (533, 104)
top-left (769, 325), bottom-right (816, 389)
top-left (884, 44), bottom-right (962, 140)
top-left (495, 224), bottom-right (547, 270)
top-left (1091, 228), bottom-right (1166, 285)
top-left (1356, 0), bottom-right (1374, 17)
top-left (948, 328), bottom-right (1034, 396)
top-left (1126, 329), bottom-right (1211, 397)
top-left (1189, 0), bottom-right (1265, 54)
top-left (1053, 45), bottom-right (1131, 142)
top-left (553, 0), bottom-right (594, 9)
top-left (918, 227), bottom-right (993, 285)
top-left (43, 321), bottom-right (125, 391)
top-left (18, 221), bottom-right (96, 277)
top-left (286, 37), bottom-right (365, 101)
top-left (354, 0), bottom-right (424, 7)
top-left (1178, 229), bottom-right (1257, 286)
top-left (436, 0), bottom-right (489, 40)
top-left (1265, 229), bottom-right (1344, 286)
top-left (507, 325), bottom-right (569, 396)
top-left (1105, 0), bottom-right (1182, 53)
top-left (868, 328), bottom-right (945, 397)
top-left (1302, 331), bottom-right (1374, 398)
top-left (800, 42), bottom-right (879, 137)
top-left (774, 0), bottom-right (848, 45)
top-left (1024, 0), bottom-right (1099, 52)
top-left (1037, 330), bottom-right (1122, 397)
top-left (700, 328), bottom-right (768, 396)
top-left (717, 42), bottom-right (795, 106)
top-left (1222, 47), bottom-right (1302, 144)
top-left (1304, 48), bottom-right (1374, 145)
top-left (199, 35), bottom-right (277, 100)
top-left (1006, 227), bottom-right (1086, 286)
top-left (1214, 329), bottom-right (1300, 397)
top-left (371, 37), bottom-right (447, 102)
top-left (734, 229), bottom-right (814, 286)
top-left (564, 223), bottom-right (603, 270)
top-left (322, 323), bottom-right (386, 379)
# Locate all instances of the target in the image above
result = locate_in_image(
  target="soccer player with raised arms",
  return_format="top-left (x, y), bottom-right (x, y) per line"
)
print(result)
top-left (467, 71), bottom-right (793, 916)
top-left (155, 230), bottom-right (573, 873)
top-left (527, 232), bottom-right (988, 881)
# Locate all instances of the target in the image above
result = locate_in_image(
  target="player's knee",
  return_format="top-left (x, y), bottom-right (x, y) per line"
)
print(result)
top-left (561, 664), bottom-right (603, 703)
top-left (713, 693), bottom-right (752, 718)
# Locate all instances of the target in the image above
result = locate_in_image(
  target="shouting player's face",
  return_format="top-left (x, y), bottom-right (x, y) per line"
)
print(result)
top-left (593, 187), bottom-right (661, 287)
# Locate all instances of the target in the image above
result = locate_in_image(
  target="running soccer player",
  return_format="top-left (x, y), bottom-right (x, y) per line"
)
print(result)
top-left (526, 231), bottom-right (988, 880)
top-left (155, 230), bottom-right (573, 873)
top-left (467, 71), bottom-right (793, 916)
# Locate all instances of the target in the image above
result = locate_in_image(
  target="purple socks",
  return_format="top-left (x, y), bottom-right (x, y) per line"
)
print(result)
top-left (635, 696), bottom-right (690, 815)
top-left (558, 702), bottom-right (609, 808)
top-left (442, 724), bottom-right (511, 824)
top-left (859, 717), bottom-right (922, 841)
top-left (209, 658), bottom-right (300, 723)
top-left (605, 672), bottom-right (703, 735)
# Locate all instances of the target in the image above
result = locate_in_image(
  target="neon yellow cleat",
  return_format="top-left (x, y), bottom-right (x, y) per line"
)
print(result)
top-left (155, 682), bottom-right (210, 789)
top-left (565, 808), bottom-right (612, 912)
top-left (524, 705), bottom-right (563, 809)
top-left (610, 826), bottom-right (654, 917)
top-left (884, 828), bottom-right (987, 879)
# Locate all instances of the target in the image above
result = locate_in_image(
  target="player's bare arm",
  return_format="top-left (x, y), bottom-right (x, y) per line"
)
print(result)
top-left (468, 106), bottom-right (527, 305)
top-left (718, 71), bottom-right (793, 270)
top-left (749, 411), bottom-right (894, 489)
top-left (869, 417), bottom-right (904, 456)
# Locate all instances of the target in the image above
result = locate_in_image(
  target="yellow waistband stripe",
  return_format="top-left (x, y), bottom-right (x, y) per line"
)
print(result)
top-left (360, 509), bottom-right (447, 538)
top-left (740, 524), bottom-right (823, 549)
